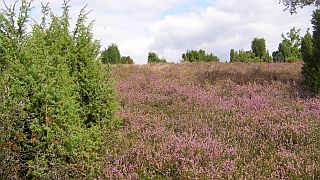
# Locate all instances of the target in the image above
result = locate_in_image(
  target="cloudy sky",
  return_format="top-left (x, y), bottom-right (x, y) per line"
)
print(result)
top-left (1, 0), bottom-right (316, 63)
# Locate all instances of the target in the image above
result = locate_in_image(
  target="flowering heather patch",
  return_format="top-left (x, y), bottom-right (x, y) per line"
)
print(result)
top-left (105, 62), bottom-right (320, 179)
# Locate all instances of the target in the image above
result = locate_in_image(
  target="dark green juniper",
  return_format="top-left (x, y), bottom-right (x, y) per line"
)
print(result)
top-left (0, 0), bottom-right (118, 179)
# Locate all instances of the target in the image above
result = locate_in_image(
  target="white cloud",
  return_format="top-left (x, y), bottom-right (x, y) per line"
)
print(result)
top-left (1, 0), bottom-right (316, 63)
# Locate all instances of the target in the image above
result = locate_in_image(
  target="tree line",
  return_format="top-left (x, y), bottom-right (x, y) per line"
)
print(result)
top-left (182, 49), bottom-right (219, 62)
top-left (102, 27), bottom-right (305, 65)
top-left (230, 37), bottom-right (272, 63)
top-left (230, 27), bottom-right (303, 63)
top-left (100, 46), bottom-right (220, 64)
top-left (101, 0), bottom-right (320, 93)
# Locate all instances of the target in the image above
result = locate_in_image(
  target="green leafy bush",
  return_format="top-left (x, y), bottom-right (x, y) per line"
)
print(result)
top-left (148, 52), bottom-right (167, 63)
top-left (229, 49), bottom-right (272, 63)
top-left (182, 49), bottom-right (219, 62)
top-left (121, 56), bottom-right (134, 64)
top-left (230, 38), bottom-right (272, 63)
top-left (230, 50), bottom-right (255, 63)
top-left (251, 38), bottom-right (267, 59)
top-left (101, 43), bottom-right (121, 64)
top-left (273, 27), bottom-right (302, 62)
top-left (0, 1), bottom-right (118, 179)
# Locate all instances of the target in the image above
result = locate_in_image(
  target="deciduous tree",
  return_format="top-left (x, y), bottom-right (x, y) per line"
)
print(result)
top-left (121, 56), bottom-right (134, 64)
top-left (279, 0), bottom-right (320, 14)
top-left (251, 38), bottom-right (266, 59)
top-left (101, 43), bottom-right (121, 64)
top-left (272, 27), bottom-right (302, 62)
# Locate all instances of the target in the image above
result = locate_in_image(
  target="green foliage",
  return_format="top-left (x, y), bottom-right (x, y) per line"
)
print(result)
top-left (148, 52), bottom-right (167, 63)
top-left (273, 27), bottom-right (302, 62)
top-left (0, 1), bottom-right (118, 179)
top-left (251, 38), bottom-right (267, 59)
top-left (204, 53), bottom-right (220, 62)
top-left (121, 56), bottom-right (134, 64)
top-left (280, 0), bottom-right (320, 14)
top-left (230, 49), bottom-right (235, 62)
top-left (230, 37), bottom-right (271, 63)
top-left (265, 50), bottom-right (273, 63)
top-left (301, 31), bottom-right (314, 87)
top-left (301, 31), bottom-right (313, 64)
top-left (279, 39), bottom-right (292, 60)
top-left (302, 10), bottom-right (320, 93)
top-left (148, 52), bottom-right (158, 63)
top-left (230, 49), bottom-right (271, 63)
top-left (285, 27), bottom-right (302, 57)
top-left (101, 43), bottom-right (121, 64)
top-left (182, 49), bottom-right (219, 62)
top-left (272, 50), bottom-right (282, 62)
top-left (230, 50), bottom-right (255, 63)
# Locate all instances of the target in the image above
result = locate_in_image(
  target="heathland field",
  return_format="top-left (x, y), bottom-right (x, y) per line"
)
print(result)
top-left (105, 62), bottom-right (320, 179)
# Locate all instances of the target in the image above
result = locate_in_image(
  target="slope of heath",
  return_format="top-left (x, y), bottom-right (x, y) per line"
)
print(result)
top-left (106, 62), bottom-right (320, 179)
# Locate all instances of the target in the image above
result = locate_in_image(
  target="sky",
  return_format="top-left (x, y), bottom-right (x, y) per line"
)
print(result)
top-left (1, 0), bottom-right (316, 64)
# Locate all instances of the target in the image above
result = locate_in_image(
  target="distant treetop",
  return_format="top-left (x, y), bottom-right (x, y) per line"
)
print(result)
top-left (182, 49), bottom-right (219, 62)
top-left (230, 37), bottom-right (272, 63)
top-left (101, 43), bottom-right (121, 64)
top-left (148, 52), bottom-right (167, 63)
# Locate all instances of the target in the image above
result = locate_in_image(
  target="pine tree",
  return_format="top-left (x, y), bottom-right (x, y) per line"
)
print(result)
top-left (301, 31), bottom-right (313, 64)
top-left (302, 10), bottom-right (320, 93)
top-left (230, 49), bottom-right (235, 62)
